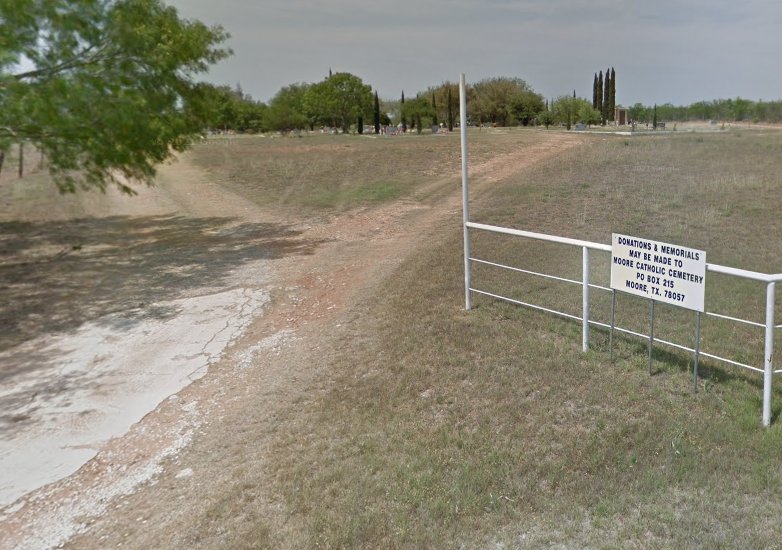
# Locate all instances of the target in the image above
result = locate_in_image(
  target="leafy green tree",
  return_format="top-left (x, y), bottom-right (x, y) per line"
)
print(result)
top-left (577, 101), bottom-right (601, 125)
top-left (421, 81), bottom-right (459, 130)
top-left (629, 102), bottom-right (649, 123)
top-left (204, 85), bottom-right (267, 133)
top-left (511, 92), bottom-right (544, 126)
top-left (266, 83), bottom-right (310, 132)
top-left (539, 107), bottom-right (554, 129)
top-left (552, 96), bottom-right (577, 130)
top-left (0, 0), bottom-right (230, 193)
top-left (401, 96), bottom-right (435, 134)
top-left (470, 77), bottom-right (543, 126)
top-left (303, 72), bottom-right (373, 133)
top-left (552, 96), bottom-right (597, 129)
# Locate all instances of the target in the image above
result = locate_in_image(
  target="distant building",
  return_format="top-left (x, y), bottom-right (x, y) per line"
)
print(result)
top-left (614, 108), bottom-right (629, 126)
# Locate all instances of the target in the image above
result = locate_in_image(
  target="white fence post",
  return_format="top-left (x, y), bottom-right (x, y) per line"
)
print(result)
top-left (763, 281), bottom-right (776, 426)
top-left (460, 73), bottom-right (471, 311)
top-left (582, 246), bottom-right (590, 352)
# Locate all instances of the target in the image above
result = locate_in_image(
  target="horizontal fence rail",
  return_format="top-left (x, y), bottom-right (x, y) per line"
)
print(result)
top-left (465, 221), bottom-right (781, 426)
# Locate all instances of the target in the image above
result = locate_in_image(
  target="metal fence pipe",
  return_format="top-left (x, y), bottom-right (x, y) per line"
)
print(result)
top-left (583, 247), bottom-right (590, 352)
top-left (465, 222), bottom-right (612, 252)
top-left (460, 73), bottom-right (471, 310)
top-left (707, 263), bottom-right (775, 283)
top-left (763, 281), bottom-right (776, 426)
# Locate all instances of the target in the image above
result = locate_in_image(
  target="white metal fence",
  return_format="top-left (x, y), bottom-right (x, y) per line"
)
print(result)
top-left (457, 74), bottom-right (782, 426)
top-left (465, 222), bottom-right (781, 426)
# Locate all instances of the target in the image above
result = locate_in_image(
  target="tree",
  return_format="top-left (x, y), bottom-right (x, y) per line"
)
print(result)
top-left (470, 77), bottom-right (544, 126)
top-left (266, 83), bottom-right (310, 132)
top-left (373, 91), bottom-right (380, 134)
top-left (431, 92), bottom-right (438, 126)
top-left (629, 102), bottom-right (649, 123)
top-left (204, 84), bottom-right (267, 133)
top-left (577, 101), bottom-right (601, 125)
top-left (401, 95), bottom-right (435, 134)
top-left (552, 96), bottom-right (577, 130)
top-left (511, 91), bottom-right (544, 126)
top-left (609, 67), bottom-right (616, 122)
top-left (303, 72), bottom-right (373, 133)
top-left (539, 101), bottom-right (554, 129)
top-left (0, 0), bottom-right (230, 193)
top-left (400, 91), bottom-right (407, 132)
top-left (595, 71), bottom-right (603, 123)
top-left (447, 86), bottom-right (455, 131)
top-left (603, 68), bottom-right (610, 124)
top-left (653, 104), bottom-right (658, 128)
top-left (592, 73), bottom-right (598, 109)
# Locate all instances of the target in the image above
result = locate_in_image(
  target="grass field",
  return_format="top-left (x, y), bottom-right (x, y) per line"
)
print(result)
top-left (205, 128), bottom-right (782, 548)
top-left (187, 131), bottom-right (544, 214)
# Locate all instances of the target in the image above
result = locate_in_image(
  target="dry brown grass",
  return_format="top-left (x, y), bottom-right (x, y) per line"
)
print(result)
top-left (38, 128), bottom-right (782, 549)
top-left (186, 131), bottom-right (543, 215)
top-left (258, 129), bottom-right (782, 548)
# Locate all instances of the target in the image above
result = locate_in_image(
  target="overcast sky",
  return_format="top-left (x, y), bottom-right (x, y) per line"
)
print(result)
top-left (166, 0), bottom-right (782, 106)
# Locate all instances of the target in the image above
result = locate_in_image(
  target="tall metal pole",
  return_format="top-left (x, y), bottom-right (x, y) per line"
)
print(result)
top-left (582, 247), bottom-right (590, 352)
top-left (763, 282), bottom-right (775, 426)
top-left (460, 73), bottom-right (472, 311)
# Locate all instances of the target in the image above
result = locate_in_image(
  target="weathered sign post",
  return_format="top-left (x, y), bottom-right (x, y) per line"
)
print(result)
top-left (610, 233), bottom-right (707, 389)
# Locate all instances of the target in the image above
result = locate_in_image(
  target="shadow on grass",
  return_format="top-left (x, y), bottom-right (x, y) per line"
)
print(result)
top-left (0, 214), bottom-right (326, 356)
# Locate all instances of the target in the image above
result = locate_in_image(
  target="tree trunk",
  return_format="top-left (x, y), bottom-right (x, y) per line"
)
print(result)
top-left (0, 151), bottom-right (5, 176)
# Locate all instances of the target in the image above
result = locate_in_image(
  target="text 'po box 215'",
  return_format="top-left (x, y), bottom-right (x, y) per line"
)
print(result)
top-left (610, 233), bottom-right (706, 312)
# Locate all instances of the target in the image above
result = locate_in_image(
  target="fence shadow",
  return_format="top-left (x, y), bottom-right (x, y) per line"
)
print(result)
top-left (0, 214), bottom-right (326, 358)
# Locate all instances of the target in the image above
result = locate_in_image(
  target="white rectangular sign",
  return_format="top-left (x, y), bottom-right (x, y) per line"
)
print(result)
top-left (610, 233), bottom-right (706, 312)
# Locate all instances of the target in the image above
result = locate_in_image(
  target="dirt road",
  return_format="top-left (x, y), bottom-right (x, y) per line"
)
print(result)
top-left (0, 132), bottom-right (583, 548)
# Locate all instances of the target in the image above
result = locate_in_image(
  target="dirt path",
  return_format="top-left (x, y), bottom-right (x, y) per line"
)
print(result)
top-left (0, 132), bottom-right (584, 549)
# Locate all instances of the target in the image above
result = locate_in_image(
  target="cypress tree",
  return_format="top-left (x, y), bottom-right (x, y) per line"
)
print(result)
top-left (609, 67), bottom-right (616, 123)
top-left (432, 92), bottom-right (438, 126)
top-left (653, 104), bottom-right (658, 129)
top-left (573, 89), bottom-right (576, 99)
top-left (603, 68), bottom-right (610, 124)
top-left (595, 71), bottom-right (603, 123)
top-left (401, 91), bottom-right (407, 133)
top-left (592, 73), bottom-right (598, 109)
top-left (373, 91), bottom-right (380, 134)
top-left (447, 86), bottom-right (454, 131)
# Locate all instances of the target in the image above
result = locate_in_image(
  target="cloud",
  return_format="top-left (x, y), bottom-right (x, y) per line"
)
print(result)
top-left (167, 0), bottom-right (782, 105)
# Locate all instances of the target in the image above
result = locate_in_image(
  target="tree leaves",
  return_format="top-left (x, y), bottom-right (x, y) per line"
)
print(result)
top-left (0, 0), bottom-right (230, 193)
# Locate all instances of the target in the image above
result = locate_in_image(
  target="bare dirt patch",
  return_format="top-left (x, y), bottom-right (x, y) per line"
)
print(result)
top-left (0, 130), bottom-right (583, 548)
